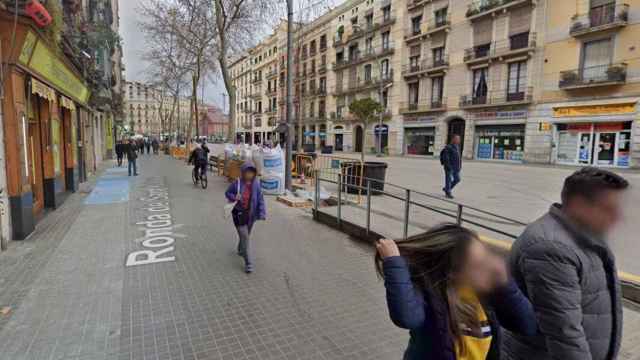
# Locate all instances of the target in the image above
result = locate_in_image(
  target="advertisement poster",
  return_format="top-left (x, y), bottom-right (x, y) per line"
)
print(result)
top-left (51, 117), bottom-right (61, 175)
top-left (618, 152), bottom-right (630, 167)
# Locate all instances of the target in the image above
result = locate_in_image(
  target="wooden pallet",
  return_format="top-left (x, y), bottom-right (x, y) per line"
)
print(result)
top-left (276, 195), bottom-right (313, 208)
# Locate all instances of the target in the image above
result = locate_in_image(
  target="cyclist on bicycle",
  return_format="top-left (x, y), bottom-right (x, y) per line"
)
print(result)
top-left (188, 141), bottom-right (210, 181)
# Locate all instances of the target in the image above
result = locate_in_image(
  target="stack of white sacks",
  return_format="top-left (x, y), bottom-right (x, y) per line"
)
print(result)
top-left (224, 143), bottom-right (286, 195)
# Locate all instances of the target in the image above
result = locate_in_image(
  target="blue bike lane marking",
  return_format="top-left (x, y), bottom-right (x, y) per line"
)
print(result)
top-left (84, 167), bottom-right (131, 205)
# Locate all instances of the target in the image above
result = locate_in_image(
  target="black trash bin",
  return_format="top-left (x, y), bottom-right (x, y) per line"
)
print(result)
top-left (321, 145), bottom-right (334, 154)
top-left (303, 143), bottom-right (316, 153)
top-left (340, 161), bottom-right (388, 195)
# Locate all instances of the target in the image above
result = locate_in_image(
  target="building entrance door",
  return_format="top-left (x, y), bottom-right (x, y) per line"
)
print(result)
top-left (335, 134), bottom-right (343, 151)
top-left (28, 122), bottom-right (44, 216)
top-left (448, 118), bottom-right (465, 153)
top-left (595, 132), bottom-right (616, 166)
top-left (354, 126), bottom-right (363, 153)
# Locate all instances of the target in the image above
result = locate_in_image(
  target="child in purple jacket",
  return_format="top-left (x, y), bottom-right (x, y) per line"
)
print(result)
top-left (225, 161), bottom-right (266, 273)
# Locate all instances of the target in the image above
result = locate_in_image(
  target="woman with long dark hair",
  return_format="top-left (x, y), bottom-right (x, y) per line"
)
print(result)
top-left (376, 224), bottom-right (537, 360)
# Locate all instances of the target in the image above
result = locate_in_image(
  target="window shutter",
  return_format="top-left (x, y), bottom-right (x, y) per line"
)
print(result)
top-left (509, 6), bottom-right (532, 35)
top-left (473, 18), bottom-right (493, 45)
top-left (591, 0), bottom-right (614, 8)
top-left (410, 45), bottom-right (421, 56)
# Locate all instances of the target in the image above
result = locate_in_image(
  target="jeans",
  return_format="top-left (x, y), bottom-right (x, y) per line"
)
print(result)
top-left (236, 225), bottom-right (252, 269)
top-left (444, 168), bottom-right (460, 194)
top-left (128, 159), bottom-right (137, 176)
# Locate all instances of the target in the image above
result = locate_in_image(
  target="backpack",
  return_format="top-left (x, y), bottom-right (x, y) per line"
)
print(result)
top-left (195, 148), bottom-right (207, 163)
top-left (439, 146), bottom-right (447, 166)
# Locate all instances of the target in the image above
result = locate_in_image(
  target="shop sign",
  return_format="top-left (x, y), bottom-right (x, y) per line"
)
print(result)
top-left (553, 103), bottom-right (636, 117)
top-left (538, 122), bottom-right (552, 131)
top-left (18, 31), bottom-right (90, 105)
top-left (60, 96), bottom-right (76, 111)
top-left (404, 116), bottom-right (438, 125)
top-left (470, 111), bottom-right (528, 120)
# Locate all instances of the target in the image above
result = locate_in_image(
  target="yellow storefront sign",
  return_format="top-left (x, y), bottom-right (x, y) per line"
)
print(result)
top-left (553, 103), bottom-right (636, 117)
top-left (105, 117), bottom-right (114, 151)
top-left (18, 31), bottom-right (90, 105)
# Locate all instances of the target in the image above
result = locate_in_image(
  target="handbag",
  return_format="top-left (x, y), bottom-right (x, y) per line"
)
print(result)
top-left (223, 180), bottom-right (240, 219)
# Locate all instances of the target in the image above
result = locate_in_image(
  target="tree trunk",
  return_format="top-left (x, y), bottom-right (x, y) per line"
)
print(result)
top-left (214, 0), bottom-right (236, 143)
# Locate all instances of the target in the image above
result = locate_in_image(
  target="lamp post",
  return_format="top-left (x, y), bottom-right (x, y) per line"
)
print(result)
top-left (377, 65), bottom-right (393, 157)
top-left (285, 0), bottom-right (294, 191)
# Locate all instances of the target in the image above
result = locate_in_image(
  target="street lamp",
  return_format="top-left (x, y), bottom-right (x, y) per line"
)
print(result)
top-left (377, 66), bottom-right (393, 157)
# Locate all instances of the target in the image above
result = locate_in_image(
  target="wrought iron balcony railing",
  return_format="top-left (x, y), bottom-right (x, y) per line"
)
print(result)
top-left (570, 3), bottom-right (629, 37)
top-left (399, 98), bottom-right (447, 113)
top-left (559, 63), bottom-right (627, 89)
top-left (459, 87), bottom-right (533, 108)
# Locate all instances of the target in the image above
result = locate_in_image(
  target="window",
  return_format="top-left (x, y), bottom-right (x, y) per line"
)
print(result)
top-left (381, 59), bottom-right (390, 78)
top-left (320, 35), bottom-right (327, 49)
top-left (472, 68), bottom-right (488, 103)
top-left (435, 7), bottom-right (448, 27)
top-left (319, 77), bottom-right (326, 92)
top-left (365, 37), bottom-right (373, 54)
top-left (409, 55), bottom-right (420, 71)
top-left (366, 14), bottom-right (374, 28)
top-left (431, 76), bottom-right (444, 106)
top-left (408, 82), bottom-right (419, 105)
top-left (351, 16), bottom-right (358, 25)
top-left (364, 64), bottom-right (373, 82)
top-left (382, 32), bottom-right (390, 50)
top-left (382, 6), bottom-right (391, 21)
top-left (582, 38), bottom-right (612, 81)
top-left (432, 47), bottom-right (445, 67)
top-left (310, 40), bottom-right (317, 55)
top-left (381, 90), bottom-right (389, 109)
top-left (507, 61), bottom-right (527, 101)
top-left (411, 16), bottom-right (422, 35)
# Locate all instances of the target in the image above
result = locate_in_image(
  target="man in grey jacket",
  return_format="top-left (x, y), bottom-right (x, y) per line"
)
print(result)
top-left (504, 167), bottom-right (628, 360)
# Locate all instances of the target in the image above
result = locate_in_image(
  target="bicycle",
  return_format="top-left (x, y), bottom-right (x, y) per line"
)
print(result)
top-left (192, 165), bottom-right (208, 189)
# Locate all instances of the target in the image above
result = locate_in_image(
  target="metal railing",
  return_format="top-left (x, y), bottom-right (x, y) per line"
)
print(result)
top-left (466, 0), bottom-right (527, 18)
top-left (399, 98), bottom-right (447, 113)
top-left (335, 70), bottom-right (394, 95)
top-left (333, 43), bottom-right (396, 69)
top-left (313, 170), bottom-right (527, 241)
top-left (459, 87), bottom-right (533, 108)
top-left (559, 63), bottom-right (627, 88)
top-left (570, 3), bottom-right (629, 36)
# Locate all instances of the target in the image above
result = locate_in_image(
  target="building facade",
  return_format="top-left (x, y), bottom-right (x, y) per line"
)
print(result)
top-left (229, 0), bottom-right (640, 168)
top-left (199, 105), bottom-right (229, 140)
top-left (0, 0), bottom-right (124, 243)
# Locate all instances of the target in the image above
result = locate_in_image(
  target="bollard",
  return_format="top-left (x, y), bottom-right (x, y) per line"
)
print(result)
top-left (366, 181), bottom-right (372, 235)
top-left (337, 173), bottom-right (342, 226)
top-left (314, 170), bottom-right (320, 216)
top-left (456, 204), bottom-right (463, 225)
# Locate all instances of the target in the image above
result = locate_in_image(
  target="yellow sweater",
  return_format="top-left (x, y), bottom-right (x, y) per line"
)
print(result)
top-left (455, 289), bottom-right (493, 360)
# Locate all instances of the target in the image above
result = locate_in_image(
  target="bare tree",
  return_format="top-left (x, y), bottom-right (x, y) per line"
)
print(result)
top-left (212, 0), bottom-right (278, 142)
top-left (140, 0), bottom-right (217, 148)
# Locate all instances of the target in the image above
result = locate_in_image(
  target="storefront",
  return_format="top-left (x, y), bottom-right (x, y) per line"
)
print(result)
top-left (551, 103), bottom-right (637, 168)
top-left (474, 124), bottom-right (526, 162)
top-left (403, 116), bottom-right (439, 156)
top-left (556, 122), bottom-right (632, 167)
top-left (1, 23), bottom-right (90, 240)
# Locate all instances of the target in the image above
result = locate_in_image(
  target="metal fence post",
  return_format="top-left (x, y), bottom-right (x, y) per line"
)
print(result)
top-left (404, 189), bottom-right (410, 240)
top-left (337, 173), bottom-right (342, 226)
top-left (314, 170), bottom-right (320, 217)
top-left (456, 204), bottom-right (463, 226)
top-left (366, 180), bottom-right (372, 235)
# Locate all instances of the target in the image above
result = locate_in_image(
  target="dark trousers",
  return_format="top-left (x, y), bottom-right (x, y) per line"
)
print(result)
top-left (444, 168), bottom-right (460, 195)
top-left (128, 159), bottom-right (137, 176)
top-left (117, 155), bottom-right (123, 167)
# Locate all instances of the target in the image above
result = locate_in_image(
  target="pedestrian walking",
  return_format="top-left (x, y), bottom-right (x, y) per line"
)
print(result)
top-left (504, 167), bottom-right (628, 360)
top-left (145, 139), bottom-right (151, 154)
top-left (440, 135), bottom-right (462, 199)
top-left (126, 139), bottom-right (139, 176)
top-left (152, 138), bottom-right (159, 154)
top-left (376, 224), bottom-right (537, 360)
top-left (115, 140), bottom-right (124, 167)
top-left (224, 162), bottom-right (266, 274)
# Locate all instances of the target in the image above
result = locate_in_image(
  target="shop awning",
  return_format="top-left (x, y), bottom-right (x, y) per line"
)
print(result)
top-left (31, 78), bottom-right (56, 103)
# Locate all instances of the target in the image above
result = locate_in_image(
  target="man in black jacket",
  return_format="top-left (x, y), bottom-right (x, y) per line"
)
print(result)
top-left (115, 140), bottom-right (124, 167)
top-left (440, 135), bottom-right (462, 199)
top-left (505, 167), bottom-right (628, 360)
top-left (126, 139), bottom-right (138, 176)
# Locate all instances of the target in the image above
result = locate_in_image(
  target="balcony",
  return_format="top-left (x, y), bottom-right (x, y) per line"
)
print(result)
top-left (399, 98), bottom-right (447, 114)
top-left (250, 92), bottom-right (262, 99)
top-left (254, 118), bottom-right (262, 127)
top-left (402, 56), bottom-right (450, 77)
top-left (264, 108), bottom-right (277, 116)
top-left (404, 27), bottom-right (422, 43)
top-left (570, 3), bottom-right (629, 37)
top-left (266, 69), bottom-right (278, 79)
top-left (464, 33), bottom-right (536, 64)
top-left (335, 70), bottom-right (394, 95)
top-left (459, 87), bottom-right (533, 109)
top-left (318, 63), bottom-right (327, 74)
top-left (319, 43), bottom-right (328, 52)
top-left (251, 77), bottom-right (263, 85)
top-left (559, 63), bottom-right (627, 89)
top-left (317, 87), bottom-right (327, 96)
top-left (265, 88), bottom-right (277, 96)
top-left (466, 0), bottom-right (532, 19)
top-left (268, 118), bottom-right (278, 127)
top-left (241, 121), bottom-right (252, 130)
top-left (407, 0), bottom-right (431, 12)
top-left (426, 15), bottom-right (451, 34)
top-left (333, 43), bottom-right (395, 70)
top-left (344, 16), bottom-right (397, 45)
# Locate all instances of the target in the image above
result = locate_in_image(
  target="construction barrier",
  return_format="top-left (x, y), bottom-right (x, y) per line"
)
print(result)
top-left (293, 153), bottom-right (365, 204)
